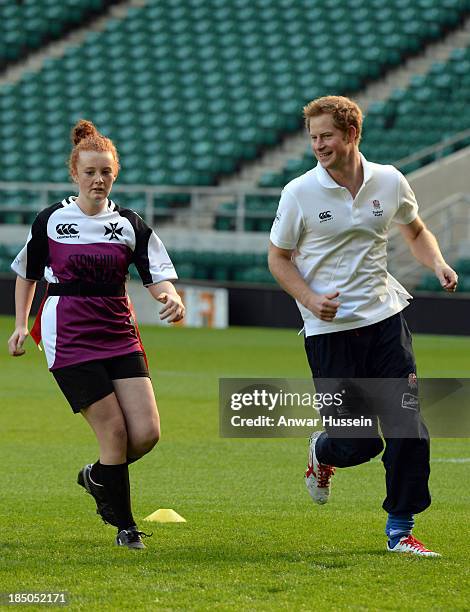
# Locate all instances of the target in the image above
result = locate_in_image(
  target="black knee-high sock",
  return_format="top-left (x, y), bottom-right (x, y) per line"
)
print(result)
top-left (92, 461), bottom-right (135, 532)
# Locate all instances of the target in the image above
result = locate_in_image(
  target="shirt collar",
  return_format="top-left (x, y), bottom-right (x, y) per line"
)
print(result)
top-left (315, 152), bottom-right (372, 188)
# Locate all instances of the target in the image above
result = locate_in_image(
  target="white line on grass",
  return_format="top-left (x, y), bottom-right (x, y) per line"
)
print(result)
top-left (431, 458), bottom-right (470, 463)
top-left (367, 457), bottom-right (470, 465)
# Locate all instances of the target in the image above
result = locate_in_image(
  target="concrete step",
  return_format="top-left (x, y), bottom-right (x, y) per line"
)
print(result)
top-left (215, 14), bottom-right (470, 197)
top-left (0, 0), bottom-right (145, 86)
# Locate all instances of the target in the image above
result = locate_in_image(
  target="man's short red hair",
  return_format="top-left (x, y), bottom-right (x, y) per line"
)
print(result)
top-left (303, 95), bottom-right (363, 145)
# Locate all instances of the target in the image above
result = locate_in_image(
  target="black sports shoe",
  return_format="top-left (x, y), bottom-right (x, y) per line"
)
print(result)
top-left (77, 464), bottom-right (118, 527)
top-left (115, 527), bottom-right (152, 549)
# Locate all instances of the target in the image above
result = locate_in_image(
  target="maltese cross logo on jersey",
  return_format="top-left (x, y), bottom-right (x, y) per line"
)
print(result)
top-left (104, 222), bottom-right (123, 241)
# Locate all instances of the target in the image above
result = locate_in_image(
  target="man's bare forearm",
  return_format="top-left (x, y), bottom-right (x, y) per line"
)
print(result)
top-left (268, 253), bottom-right (314, 308)
top-left (408, 227), bottom-right (447, 270)
top-left (268, 245), bottom-right (341, 321)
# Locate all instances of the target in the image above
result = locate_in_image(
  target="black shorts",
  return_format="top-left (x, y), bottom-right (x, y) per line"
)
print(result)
top-left (52, 351), bottom-right (149, 414)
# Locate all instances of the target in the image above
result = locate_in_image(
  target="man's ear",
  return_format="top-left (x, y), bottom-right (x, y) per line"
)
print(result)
top-left (348, 125), bottom-right (357, 144)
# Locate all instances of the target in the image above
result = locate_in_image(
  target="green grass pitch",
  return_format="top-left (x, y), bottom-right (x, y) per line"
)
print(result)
top-left (1, 315), bottom-right (469, 610)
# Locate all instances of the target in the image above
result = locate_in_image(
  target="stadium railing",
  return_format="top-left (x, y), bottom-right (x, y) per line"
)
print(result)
top-left (387, 192), bottom-right (470, 287)
top-left (0, 182), bottom-right (281, 230)
top-left (1, 134), bottom-right (469, 232)
top-left (394, 127), bottom-right (470, 174)
top-left (216, 131), bottom-right (470, 231)
top-left (1, 191), bottom-right (469, 289)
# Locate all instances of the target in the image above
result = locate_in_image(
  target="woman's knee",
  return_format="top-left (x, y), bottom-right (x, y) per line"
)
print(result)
top-left (91, 416), bottom-right (128, 463)
top-left (82, 398), bottom-right (128, 453)
top-left (107, 422), bottom-right (128, 445)
top-left (129, 426), bottom-right (160, 458)
top-left (97, 422), bottom-right (128, 457)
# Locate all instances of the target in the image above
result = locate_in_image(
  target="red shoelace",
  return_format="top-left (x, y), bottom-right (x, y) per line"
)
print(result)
top-left (306, 463), bottom-right (336, 487)
top-left (400, 535), bottom-right (431, 552)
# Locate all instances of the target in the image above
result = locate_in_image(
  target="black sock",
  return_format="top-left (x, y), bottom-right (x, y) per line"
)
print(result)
top-left (94, 462), bottom-right (135, 532)
top-left (126, 456), bottom-right (140, 466)
top-left (90, 460), bottom-right (103, 484)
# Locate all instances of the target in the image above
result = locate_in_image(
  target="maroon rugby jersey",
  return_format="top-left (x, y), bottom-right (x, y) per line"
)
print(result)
top-left (11, 197), bottom-right (177, 370)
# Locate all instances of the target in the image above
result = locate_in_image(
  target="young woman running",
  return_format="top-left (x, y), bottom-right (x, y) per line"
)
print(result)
top-left (8, 120), bottom-right (184, 549)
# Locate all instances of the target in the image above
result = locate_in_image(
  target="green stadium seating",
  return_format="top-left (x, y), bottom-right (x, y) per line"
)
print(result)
top-left (226, 39), bottom-right (470, 231)
top-left (1, 0), bottom-right (470, 231)
top-left (455, 258), bottom-right (470, 275)
top-left (0, 244), bottom-right (24, 271)
top-left (0, 0), bottom-right (108, 66)
top-left (2, 0), bottom-right (468, 191)
top-left (0, 246), bottom-right (271, 284)
top-left (416, 264), bottom-right (470, 293)
top-left (166, 250), bottom-right (274, 284)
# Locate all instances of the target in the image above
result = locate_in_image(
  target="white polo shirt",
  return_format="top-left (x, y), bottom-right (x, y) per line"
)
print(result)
top-left (270, 154), bottom-right (418, 336)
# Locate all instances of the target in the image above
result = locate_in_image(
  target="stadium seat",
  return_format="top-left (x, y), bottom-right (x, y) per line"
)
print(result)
top-left (0, 0), bottom-right (108, 67)
top-left (231, 35), bottom-right (470, 232)
top-left (162, 250), bottom-right (274, 283)
top-left (455, 258), bottom-right (470, 275)
top-left (2, 0), bottom-right (470, 229)
top-left (416, 268), bottom-right (470, 293)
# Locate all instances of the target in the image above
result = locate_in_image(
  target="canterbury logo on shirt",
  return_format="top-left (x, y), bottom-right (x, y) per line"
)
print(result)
top-left (11, 198), bottom-right (177, 288)
top-left (56, 223), bottom-right (79, 238)
top-left (319, 211), bottom-right (333, 222)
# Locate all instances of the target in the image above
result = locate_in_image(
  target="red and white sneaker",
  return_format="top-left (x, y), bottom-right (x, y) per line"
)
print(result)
top-left (305, 431), bottom-right (336, 505)
top-left (387, 534), bottom-right (441, 557)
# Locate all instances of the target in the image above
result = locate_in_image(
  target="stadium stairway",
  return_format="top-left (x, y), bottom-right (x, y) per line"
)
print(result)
top-left (202, 14), bottom-right (470, 230)
top-left (0, 0), bottom-right (146, 85)
top-left (208, 13), bottom-right (470, 232)
top-left (387, 188), bottom-right (470, 287)
top-left (0, 0), bottom-right (125, 72)
top-left (216, 14), bottom-right (470, 193)
top-left (1, 0), bottom-right (469, 291)
top-left (2, 1), bottom-right (470, 199)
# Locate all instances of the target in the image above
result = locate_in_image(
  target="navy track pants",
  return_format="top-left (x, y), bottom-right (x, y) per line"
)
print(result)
top-left (304, 312), bottom-right (431, 514)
